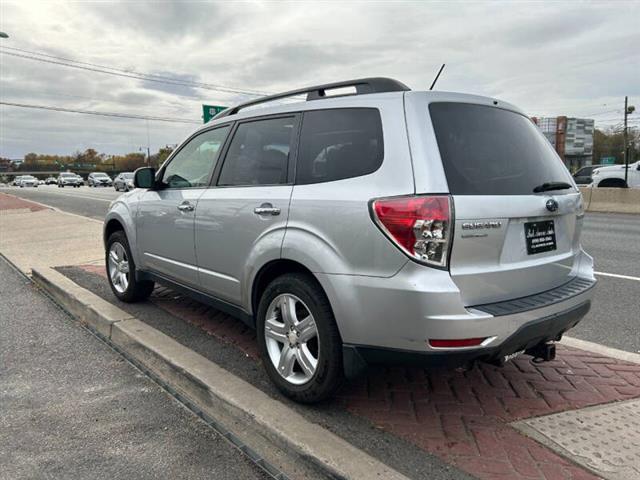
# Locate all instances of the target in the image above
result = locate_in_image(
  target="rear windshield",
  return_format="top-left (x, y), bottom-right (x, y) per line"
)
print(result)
top-left (429, 103), bottom-right (574, 195)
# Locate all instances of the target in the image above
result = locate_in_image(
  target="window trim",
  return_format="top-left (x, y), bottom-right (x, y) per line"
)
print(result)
top-left (156, 123), bottom-right (234, 190)
top-left (211, 112), bottom-right (301, 189)
top-left (294, 107), bottom-right (385, 186)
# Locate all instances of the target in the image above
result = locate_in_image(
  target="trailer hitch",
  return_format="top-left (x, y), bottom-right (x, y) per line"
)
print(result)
top-left (526, 342), bottom-right (556, 363)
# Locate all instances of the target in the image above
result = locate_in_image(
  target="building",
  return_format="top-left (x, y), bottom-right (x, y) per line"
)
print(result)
top-left (0, 158), bottom-right (11, 172)
top-left (532, 116), bottom-right (595, 171)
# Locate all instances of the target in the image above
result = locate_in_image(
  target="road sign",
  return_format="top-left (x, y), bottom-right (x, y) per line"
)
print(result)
top-left (600, 156), bottom-right (616, 165)
top-left (202, 105), bottom-right (227, 123)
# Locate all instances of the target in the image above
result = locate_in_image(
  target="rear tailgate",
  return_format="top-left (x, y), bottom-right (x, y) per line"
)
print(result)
top-left (427, 101), bottom-right (584, 306)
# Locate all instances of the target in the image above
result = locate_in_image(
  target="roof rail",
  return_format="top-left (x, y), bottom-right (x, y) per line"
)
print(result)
top-left (213, 77), bottom-right (410, 120)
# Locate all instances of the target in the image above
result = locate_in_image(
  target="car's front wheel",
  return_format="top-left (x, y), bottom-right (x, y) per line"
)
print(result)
top-left (257, 273), bottom-right (343, 403)
top-left (106, 230), bottom-right (155, 302)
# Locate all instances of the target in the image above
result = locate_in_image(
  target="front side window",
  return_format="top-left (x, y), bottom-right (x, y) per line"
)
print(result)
top-left (296, 108), bottom-right (384, 185)
top-left (162, 126), bottom-right (230, 188)
top-left (217, 116), bottom-right (294, 186)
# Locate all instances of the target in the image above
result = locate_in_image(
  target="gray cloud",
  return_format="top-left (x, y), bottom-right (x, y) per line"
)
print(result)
top-left (0, 0), bottom-right (638, 158)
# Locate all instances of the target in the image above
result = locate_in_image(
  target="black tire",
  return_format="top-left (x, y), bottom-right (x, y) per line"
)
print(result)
top-left (256, 273), bottom-right (343, 403)
top-left (598, 178), bottom-right (627, 188)
top-left (106, 230), bottom-right (154, 302)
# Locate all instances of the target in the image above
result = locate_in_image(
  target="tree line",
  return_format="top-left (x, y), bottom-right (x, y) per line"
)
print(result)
top-left (593, 127), bottom-right (639, 164)
top-left (1, 146), bottom-right (175, 174)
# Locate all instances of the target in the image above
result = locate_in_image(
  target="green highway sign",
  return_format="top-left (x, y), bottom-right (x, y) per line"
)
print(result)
top-left (600, 156), bottom-right (616, 165)
top-left (202, 105), bottom-right (228, 123)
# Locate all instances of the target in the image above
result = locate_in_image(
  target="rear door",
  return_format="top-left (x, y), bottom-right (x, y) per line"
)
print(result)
top-left (194, 115), bottom-right (299, 305)
top-left (426, 101), bottom-right (583, 306)
top-left (136, 125), bottom-right (231, 286)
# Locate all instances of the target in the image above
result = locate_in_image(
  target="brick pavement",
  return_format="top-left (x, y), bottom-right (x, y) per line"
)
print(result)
top-left (77, 264), bottom-right (640, 479)
top-left (0, 192), bottom-right (49, 212)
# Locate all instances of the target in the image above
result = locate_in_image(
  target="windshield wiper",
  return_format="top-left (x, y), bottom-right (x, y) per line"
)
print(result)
top-left (533, 181), bottom-right (572, 193)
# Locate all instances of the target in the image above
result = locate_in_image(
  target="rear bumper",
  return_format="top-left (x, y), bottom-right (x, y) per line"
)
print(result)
top-left (343, 299), bottom-right (590, 373)
top-left (316, 248), bottom-right (596, 372)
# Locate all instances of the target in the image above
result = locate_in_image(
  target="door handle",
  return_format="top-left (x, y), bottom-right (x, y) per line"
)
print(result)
top-left (177, 202), bottom-right (195, 212)
top-left (254, 203), bottom-right (281, 216)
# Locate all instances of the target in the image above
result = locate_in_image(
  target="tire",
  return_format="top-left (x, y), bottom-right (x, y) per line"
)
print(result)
top-left (598, 178), bottom-right (627, 188)
top-left (106, 230), bottom-right (155, 302)
top-left (256, 273), bottom-right (343, 403)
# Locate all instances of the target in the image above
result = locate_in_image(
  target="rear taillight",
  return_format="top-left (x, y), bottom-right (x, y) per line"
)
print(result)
top-left (371, 195), bottom-right (452, 268)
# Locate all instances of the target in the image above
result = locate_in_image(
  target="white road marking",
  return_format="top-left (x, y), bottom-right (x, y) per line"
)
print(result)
top-left (595, 271), bottom-right (640, 282)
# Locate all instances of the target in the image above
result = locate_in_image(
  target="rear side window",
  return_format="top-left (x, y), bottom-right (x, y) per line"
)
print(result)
top-left (296, 108), bottom-right (383, 184)
top-left (429, 103), bottom-right (574, 195)
top-left (218, 116), bottom-right (295, 186)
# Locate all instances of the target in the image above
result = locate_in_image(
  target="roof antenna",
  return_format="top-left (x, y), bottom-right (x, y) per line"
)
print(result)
top-left (429, 64), bottom-right (445, 90)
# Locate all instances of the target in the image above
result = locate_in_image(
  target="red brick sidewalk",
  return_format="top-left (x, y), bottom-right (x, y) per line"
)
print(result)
top-left (79, 264), bottom-right (640, 479)
top-left (0, 192), bottom-right (48, 212)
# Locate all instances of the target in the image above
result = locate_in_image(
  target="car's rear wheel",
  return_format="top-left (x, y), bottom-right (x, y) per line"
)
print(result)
top-left (256, 273), bottom-right (343, 403)
top-left (106, 230), bottom-right (154, 302)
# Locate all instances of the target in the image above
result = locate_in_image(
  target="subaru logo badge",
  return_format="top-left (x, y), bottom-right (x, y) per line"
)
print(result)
top-left (545, 198), bottom-right (558, 212)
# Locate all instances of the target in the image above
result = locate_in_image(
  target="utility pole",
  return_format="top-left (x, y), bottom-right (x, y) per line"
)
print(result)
top-left (624, 97), bottom-right (636, 186)
top-left (624, 96), bottom-right (629, 186)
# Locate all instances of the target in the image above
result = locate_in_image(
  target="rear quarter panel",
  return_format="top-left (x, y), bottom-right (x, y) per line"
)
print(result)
top-left (282, 94), bottom-right (414, 277)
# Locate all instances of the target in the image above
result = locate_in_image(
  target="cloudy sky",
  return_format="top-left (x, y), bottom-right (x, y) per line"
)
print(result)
top-left (1, 0), bottom-right (638, 159)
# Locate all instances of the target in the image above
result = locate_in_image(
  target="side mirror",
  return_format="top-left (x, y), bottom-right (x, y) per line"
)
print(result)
top-left (134, 167), bottom-right (156, 189)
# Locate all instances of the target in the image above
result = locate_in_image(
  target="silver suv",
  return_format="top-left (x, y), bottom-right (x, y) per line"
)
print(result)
top-left (104, 78), bottom-right (596, 402)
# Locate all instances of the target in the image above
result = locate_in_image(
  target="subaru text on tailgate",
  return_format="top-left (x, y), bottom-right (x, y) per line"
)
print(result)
top-left (103, 78), bottom-right (595, 402)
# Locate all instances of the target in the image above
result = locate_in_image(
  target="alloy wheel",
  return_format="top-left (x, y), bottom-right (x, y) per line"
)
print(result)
top-left (108, 241), bottom-right (130, 294)
top-left (264, 293), bottom-right (319, 385)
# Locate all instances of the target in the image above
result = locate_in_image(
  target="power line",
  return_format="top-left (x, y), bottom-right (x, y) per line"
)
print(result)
top-left (0, 46), bottom-right (270, 97)
top-left (583, 109), bottom-right (621, 117)
top-left (0, 101), bottom-right (200, 124)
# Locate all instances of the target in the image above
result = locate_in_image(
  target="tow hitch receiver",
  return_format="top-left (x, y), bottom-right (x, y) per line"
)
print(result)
top-left (526, 342), bottom-right (556, 362)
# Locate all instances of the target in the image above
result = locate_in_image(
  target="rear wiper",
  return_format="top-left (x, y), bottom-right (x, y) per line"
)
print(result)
top-left (533, 181), bottom-right (572, 193)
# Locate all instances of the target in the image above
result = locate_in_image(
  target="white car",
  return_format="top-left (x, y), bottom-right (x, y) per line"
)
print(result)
top-left (591, 161), bottom-right (640, 188)
top-left (19, 175), bottom-right (39, 188)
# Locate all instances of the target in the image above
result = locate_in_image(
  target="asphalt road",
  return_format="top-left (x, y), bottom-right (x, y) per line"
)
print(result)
top-left (0, 184), bottom-right (120, 220)
top-left (2, 185), bottom-right (639, 352)
top-left (0, 258), bottom-right (269, 480)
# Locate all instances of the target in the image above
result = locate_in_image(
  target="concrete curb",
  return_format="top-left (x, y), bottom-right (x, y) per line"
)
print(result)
top-left (561, 336), bottom-right (640, 365)
top-left (32, 267), bottom-right (408, 480)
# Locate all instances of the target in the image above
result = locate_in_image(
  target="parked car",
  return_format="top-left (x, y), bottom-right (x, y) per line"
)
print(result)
top-left (19, 175), bottom-right (38, 188)
top-left (45, 176), bottom-right (57, 185)
top-left (103, 78), bottom-right (596, 403)
top-left (57, 172), bottom-right (83, 188)
top-left (12, 176), bottom-right (23, 186)
top-left (113, 172), bottom-right (134, 191)
top-left (590, 161), bottom-right (640, 188)
top-left (572, 164), bottom-right (607, 185)
top-left (88, 172), bottom-right (113, 187)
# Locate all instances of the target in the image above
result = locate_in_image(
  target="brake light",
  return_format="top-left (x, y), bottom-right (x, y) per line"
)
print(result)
top-left (371, 195), bottom-right (452, 268)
